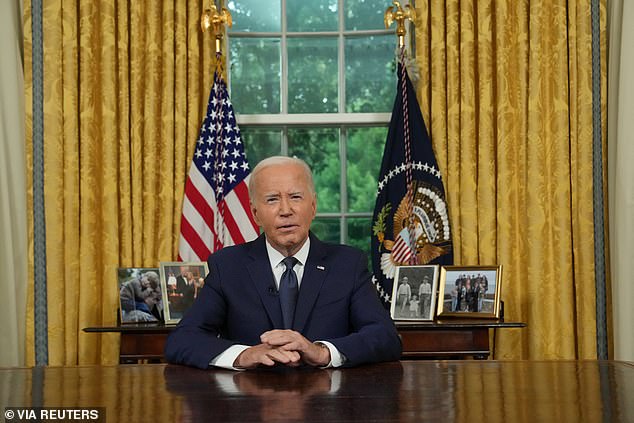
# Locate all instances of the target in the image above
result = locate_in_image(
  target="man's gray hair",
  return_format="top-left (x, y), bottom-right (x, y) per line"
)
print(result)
top-left (248, 156), bottom-right (315, 198)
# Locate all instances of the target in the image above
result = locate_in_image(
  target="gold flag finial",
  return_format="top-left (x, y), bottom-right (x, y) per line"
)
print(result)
top-left (201, 4), bottom-right (233, 54)
top-left (384, 1), bottom-right (416, 49)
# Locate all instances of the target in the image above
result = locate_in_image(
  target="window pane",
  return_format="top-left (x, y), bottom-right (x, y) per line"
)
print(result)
top-left (288, 37), bottom-right (338, 113)
top-left (230, 38), bottom-right (281, 114)
top-left (347, 217), bottom-right (372, 257)
top-left (346, 127), bottom-right (386, 212)
top-left (228, 0), bottom-right (281, 32)
top-left (311, 217), bottom-right (340, 244)
top-left (242, 128), bottom-right (282, 168)
top-left (287, 0), bottom-right (338, 32)
top-left (345, 0), bottom-right (389, 30)
top-left (345, 35), bottom-right (396, 112)
top-left (288, 128), bottom-right (340, 213)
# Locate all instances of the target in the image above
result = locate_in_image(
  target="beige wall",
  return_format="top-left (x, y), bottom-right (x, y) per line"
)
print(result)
top-left (608, 0), bottom-right (634, 362)
top-left (0, 0), bottom-right (27, 367)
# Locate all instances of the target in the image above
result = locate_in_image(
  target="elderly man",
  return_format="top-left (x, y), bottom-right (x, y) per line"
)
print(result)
top-left (165, 156), bottom-right (401, 369)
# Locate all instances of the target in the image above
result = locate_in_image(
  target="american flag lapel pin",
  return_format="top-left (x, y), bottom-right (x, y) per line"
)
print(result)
top-left (317, 265), bottom-right (325, 271)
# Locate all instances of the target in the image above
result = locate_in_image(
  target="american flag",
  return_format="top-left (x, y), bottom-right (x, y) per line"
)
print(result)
top-left (178, 70), bottom-right (259, 261)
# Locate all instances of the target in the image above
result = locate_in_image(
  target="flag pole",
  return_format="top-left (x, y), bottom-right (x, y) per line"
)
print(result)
top-left (179, 3), bottom-right (258, 261)
top-left (372, 2), bottom-right (452, 305)
top-left (384, 1), bottom-right (418, 265)
top-left (199, 2), bottom-right (234, 252)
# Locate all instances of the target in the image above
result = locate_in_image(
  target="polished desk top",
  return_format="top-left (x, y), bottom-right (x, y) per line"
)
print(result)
top-left (1, 360), bottom-right (632, 422)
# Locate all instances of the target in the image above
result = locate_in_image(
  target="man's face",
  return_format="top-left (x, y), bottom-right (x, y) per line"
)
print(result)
top-left (250, 162), bottom-right (316, 256)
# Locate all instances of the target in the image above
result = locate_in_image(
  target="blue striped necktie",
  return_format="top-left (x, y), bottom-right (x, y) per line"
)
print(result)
top-left (279, 256), bottom-right (299, 329)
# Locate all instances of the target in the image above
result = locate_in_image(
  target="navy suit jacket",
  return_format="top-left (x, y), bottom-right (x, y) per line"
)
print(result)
top-left (164, 233), bottom-right (402, 369)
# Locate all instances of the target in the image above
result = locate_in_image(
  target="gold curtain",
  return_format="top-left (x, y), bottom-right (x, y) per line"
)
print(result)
top-left (24, 0), bottom-right (218, 365)
top-left (415, 0), bottom-right (607, 359)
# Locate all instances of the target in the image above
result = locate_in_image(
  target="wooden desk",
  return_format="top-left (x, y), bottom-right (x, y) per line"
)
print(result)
top-left (84, 324), bottom-right (172, 363)
top-left (84, 320), bottom-right (525, 363)
top-left (2, 361), bottom-right (632, 422)
top-left (396, 319), bottom-right (525, 359)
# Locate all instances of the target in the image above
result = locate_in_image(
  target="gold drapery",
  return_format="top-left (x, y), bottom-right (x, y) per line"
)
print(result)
top-left (23, 0), bottom-right (607, 364)
top-left (24, 1), bottom-right (218, 365)
top-left (414, 0), bottom-right (607, 359)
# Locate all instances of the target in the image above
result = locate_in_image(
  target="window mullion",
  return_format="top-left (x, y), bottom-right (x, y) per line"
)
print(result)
top-left (281, 126), bottom-right (288, 156)
top-left (340, 127), bottom-right (348, 244)
top-left (338, 0), bottom-right (361, 246)
top-left (281, 0), bottom-right (288, 115)
top-left (338, 0), bottom-right (346, 113)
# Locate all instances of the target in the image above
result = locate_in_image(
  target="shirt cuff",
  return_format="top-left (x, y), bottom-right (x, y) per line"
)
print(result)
top-left (210, 344), bottom-right (249, 370)
top-left (316, 341), bottom-right (345, 368)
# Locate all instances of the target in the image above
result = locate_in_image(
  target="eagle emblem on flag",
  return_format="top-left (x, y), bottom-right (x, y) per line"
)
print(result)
top-left (373, 178), bottom-right (451, 281)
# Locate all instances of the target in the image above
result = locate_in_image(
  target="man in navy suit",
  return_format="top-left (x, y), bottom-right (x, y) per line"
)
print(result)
top-left (164, 156), bottom-right (402, 370)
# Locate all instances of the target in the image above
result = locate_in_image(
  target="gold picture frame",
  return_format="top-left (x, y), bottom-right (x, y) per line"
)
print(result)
top-left (437, 265), bottom-right (502, 318)
top-left (160, 261), bottom-right (209, 324)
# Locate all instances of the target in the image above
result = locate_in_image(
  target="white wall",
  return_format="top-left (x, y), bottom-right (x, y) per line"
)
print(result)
top-left (0, 0), bottom-right (27, 367)
top-left (608, 0), bottom-right (634, 362)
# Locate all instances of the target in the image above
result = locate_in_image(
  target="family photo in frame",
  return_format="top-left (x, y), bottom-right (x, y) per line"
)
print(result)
top-left (160, 261), bottom-right (209, 324)
top-left (437, 265), bottom-right (502, 318)
top-left (390, 265), bottom-right (439, 321)
top-left (117, 267), bottom-right (163, 324)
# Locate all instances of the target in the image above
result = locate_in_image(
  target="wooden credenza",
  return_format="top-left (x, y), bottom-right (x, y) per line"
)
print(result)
top-left (84, 319), bottom-right (525, 363)
top-left (396, 319), bottom-right (525, 359)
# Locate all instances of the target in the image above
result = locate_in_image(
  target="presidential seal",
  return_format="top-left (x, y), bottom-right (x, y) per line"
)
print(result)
top-left (373, 180), bottom-right (451, 280)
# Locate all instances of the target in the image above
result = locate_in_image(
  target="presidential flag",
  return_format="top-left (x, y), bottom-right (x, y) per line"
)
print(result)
top-left (371, 59), bottom-right (453, 305)
top-left (178, 70), bottom-right (259, 261)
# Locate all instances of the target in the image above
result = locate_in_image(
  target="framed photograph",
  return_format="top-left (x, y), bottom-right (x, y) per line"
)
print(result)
top-left (117, 267), bottom-right (163, 324)
top-left (160, 262), bottom-right (209, 324)
top-left (437, 265), bottom-right (502, 318)
top-left (390, 265), bottom-right (440, 321)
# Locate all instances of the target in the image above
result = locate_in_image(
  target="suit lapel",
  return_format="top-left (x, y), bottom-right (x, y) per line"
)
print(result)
top-left (246, 235), bottom-right (284, 328)
top-left (294, 234), bottom-right (328, 332)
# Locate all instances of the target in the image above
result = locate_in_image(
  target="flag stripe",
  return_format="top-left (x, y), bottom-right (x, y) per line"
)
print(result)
top-left (179, 216), bottom-right (211, 261)
top-left (217, 198), bottom-right (243, 245)
top-left (178, 233), bottom-right (197, 262)
top-left (181, 195), bottom-right (215, 249)
top-left (225, 183), bottom-right (259, 238)
top-left (184, 180), bottom-right (215, 235)
top-left (232, 177), bottom-right (259, 231)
